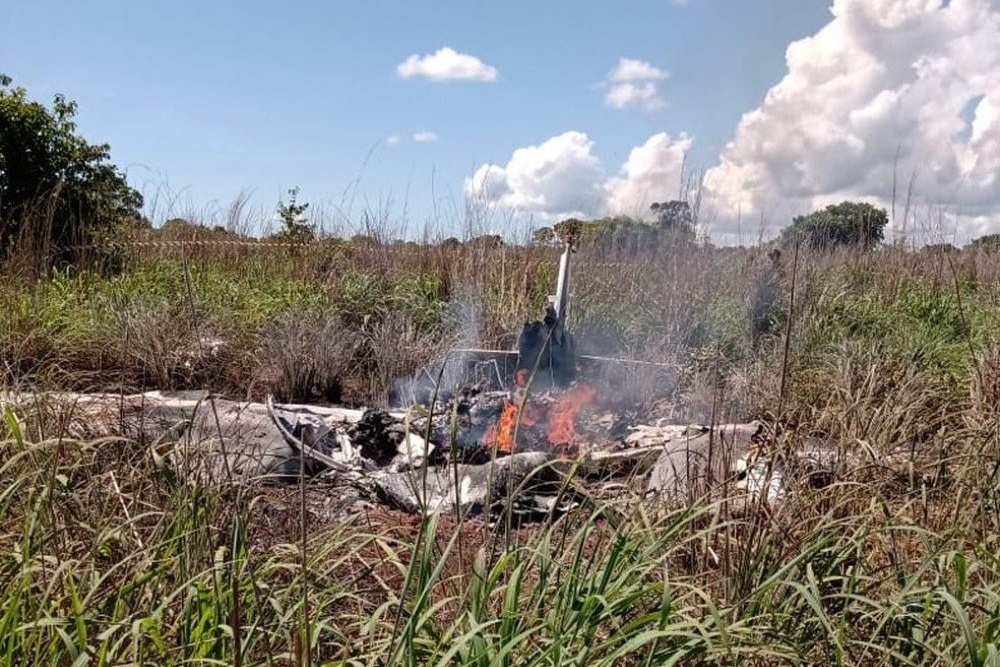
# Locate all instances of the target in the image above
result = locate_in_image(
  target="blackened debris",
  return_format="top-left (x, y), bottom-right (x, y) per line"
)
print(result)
top-left (516, 304), bottom-right (576, 388)
top-left (350, 409), bottom-right (402, 465)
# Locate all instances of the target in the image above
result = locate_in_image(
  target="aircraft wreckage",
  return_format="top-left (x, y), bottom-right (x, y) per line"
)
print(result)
top-left (3, 239), bottom-right (881, 518)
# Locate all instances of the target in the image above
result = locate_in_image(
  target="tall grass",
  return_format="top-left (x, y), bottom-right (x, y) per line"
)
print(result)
top-left (3, 221), bottom-right (1000, 664)
top-left (2, 399), bottom-right (1000, 665)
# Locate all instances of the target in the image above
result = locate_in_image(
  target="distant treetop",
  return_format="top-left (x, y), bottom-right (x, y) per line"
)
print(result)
top-left (531, 199), bottom-right (698, 253)
top-left (781, 201), bottom-right (888, 251)
top-left (969, 233), bottom-right (1000, 252)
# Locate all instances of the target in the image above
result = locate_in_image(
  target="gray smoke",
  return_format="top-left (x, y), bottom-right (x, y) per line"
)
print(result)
top-left (389, 288), bottom-right (490, 407)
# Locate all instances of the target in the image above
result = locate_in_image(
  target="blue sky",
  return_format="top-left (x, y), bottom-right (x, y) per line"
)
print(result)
top-left (3, 0), bottom-right (999, 243)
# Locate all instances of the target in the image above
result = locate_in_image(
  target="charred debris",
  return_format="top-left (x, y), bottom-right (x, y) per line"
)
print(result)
top-left (8, 238), bottom-right (849, 520)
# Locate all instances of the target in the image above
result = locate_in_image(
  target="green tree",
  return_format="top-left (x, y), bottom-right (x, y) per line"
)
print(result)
top-left (553, 218), bottom-right (585, 242)
top-left (650, 200), bottom-right (695, 241)
top-left (969, 233), bottom-right (1000, 253)
top-left (581, 216), bottom-right (659, 252)
top-left (0, 75), bottom-right (143, 266)
top-left (466, 234), bottom-right (504, 249)
top-left (782, 201), bottom-right (888, 251)
top-left (272, 187), bottom-right (314, 242)
top-left (530, 226), bottom-right (558, 246)
top-left (554, 215), bottom-right (663, 253)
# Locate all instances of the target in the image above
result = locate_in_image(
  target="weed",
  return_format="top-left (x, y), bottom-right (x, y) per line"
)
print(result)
top-left (3, 229), bottom-right (1000, 665)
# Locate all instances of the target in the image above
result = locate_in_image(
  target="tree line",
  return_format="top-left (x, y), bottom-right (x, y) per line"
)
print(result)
top-left (2, 77), bottom-right (996, 269)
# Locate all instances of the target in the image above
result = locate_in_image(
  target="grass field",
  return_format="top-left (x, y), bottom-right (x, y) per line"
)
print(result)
top-left (3, 227), bottom-right (1000, 666)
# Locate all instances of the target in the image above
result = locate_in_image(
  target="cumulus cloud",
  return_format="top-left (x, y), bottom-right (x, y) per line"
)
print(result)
top-left (605, 133), bottom-right (693, 217)
top-left (464, 132), bottom-right (606, 218)
top-left (413, 130), bottom-right (438, 143)
top-left (385, 134), bottom-right (401, 146)
top-left (704, 0), bottom-right (1000, 241)
top-left (396, 47), bottom-right (499, 82)
top-left (603, 57), bottom-right (669, 111)
top-left (464, 131), bottom-right (693, 219)
top-left (464, 0), bottom-right (1000, 243)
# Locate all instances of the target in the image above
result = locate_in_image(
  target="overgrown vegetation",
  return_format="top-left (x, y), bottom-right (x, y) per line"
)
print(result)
top-left (3, 83), bottom-right (1000, 666)
top-left (3, 230), bottom-right (1000, 665)
top-left (0, 76), bottom-right (144, 271)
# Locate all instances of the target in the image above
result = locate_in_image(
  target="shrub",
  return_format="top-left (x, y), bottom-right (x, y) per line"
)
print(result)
top-left (782, 201), bottom-right (888, 251)
top-left (969, 233), bottom-right (1000, 253)
top-left (253, 313), bottom-right (361, 403)
top-left (270, 187), bottom-right (314, 242)
top-left (0, 76), bottom-right (143, 269)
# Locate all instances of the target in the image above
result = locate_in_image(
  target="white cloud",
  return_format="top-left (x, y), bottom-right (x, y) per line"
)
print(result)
top-left (604, 57), bottom-right (669, 111)
top-left (605, 132), bottom-right (693, 217)
top-left (413, 130), bottom-right (438, 143)
top-left (703, 0), bottom-right (1000, 242)
top-left (609, 58), bottom-right (669, 84)
top-left (385, 135), bottom-right (401, 146)
top-left (464, 130), bottom-right (693, 220)
top-left (396, 47), bottom-right (499, 82)
top-left (464, 132), bottom-right (606, 218)
top-left (464, 0), bottom-right (1000, 244)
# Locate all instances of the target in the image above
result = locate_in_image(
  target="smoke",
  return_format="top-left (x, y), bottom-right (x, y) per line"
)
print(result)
top-left (388, 288), bottom-right (493, 407)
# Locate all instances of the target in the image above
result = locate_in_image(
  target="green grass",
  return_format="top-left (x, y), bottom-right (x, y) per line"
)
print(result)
top-left (3, 237), bottom-right (1000, 664)
top-left (2, 413), bottom-right (1000, 665)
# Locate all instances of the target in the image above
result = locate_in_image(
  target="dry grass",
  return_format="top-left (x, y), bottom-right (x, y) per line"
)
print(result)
top-left (3, 227), bottom-right (1000, 664)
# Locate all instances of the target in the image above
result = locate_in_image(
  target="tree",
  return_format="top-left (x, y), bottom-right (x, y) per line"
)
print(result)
top-left (552, 215), bottom-right (666, 254)
top-left (553, 218), bottom-right (585, 242)
top-left (782, 201), bottom-right (888, 251)
top-left (580, 216), bottom-right (659, 252)
top-left (272, 187), bottom-right (314, 242)
top-left (530, 226), bottom-right (559, 246)
top-left (921, 242), bottom-right (960, 256)
top-left (466, 234), bottom-right (504, 249)
top-left (0, 76), bottom-right (143, 266)
top-left (650, 200), bottom-right (695, 241)
top-left (969, 233), bottom-right (1000, 253)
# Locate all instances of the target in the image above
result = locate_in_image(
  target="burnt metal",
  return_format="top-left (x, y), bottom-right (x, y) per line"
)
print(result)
top-left (349, 409), bottom-right (403, 465)
top-left (516, 238), bottom-right (578, 388)
top-left (516, 317), bottom-right (576, 387)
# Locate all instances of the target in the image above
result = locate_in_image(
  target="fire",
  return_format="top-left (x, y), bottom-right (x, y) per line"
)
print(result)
top-left (484, 397), bottom-right (535, 453)
top-left (484, 383), bottom-right (596, 456)
top-left (483, 400), bottom-right (514, 453)
top-left (546, 384), bottom-right (596, 453)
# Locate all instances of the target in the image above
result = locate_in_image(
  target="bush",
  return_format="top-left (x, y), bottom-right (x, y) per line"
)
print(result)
top-left (0, 76), bottom-right (143, 268)
top-left (969, 233), bottom-right (1000, 252)
top-left (782, 201), bottom-right (888, 251)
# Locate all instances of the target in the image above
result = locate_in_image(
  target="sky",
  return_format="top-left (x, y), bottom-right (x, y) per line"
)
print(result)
top-left (2, 0), bottom-right (999, 245)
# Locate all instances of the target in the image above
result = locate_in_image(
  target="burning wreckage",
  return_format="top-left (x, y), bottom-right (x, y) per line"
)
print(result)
top-left (18, 240), bottom-right (850, 518)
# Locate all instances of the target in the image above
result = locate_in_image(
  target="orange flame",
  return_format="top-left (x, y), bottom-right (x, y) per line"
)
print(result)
top-left (485, 400), bottom-right (518, 453)
top-left (546, 384), bottom-right (596, 452)
top-left (484, 384), bottom-right (596, 456)
top-left (484, 396), bottom-right (537, 453)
